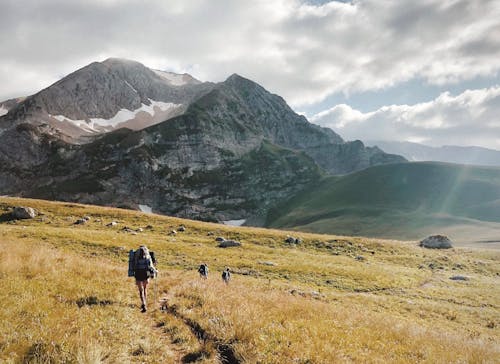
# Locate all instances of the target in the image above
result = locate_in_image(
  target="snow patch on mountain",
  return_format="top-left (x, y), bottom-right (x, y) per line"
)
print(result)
top-left (0, 106), bottom-right (8, 117)
top-left (51, 100), bottom-right (182, 132)
top-left (153, 70), bottom-right (192, 86)
top-left (223, 219), bottom-right (246, 226)
top-left (139, 204), bottom-right (152, 213)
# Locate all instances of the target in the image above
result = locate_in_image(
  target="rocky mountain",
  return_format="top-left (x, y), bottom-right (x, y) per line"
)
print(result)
top-left (0, 97), bottom-right (25, 116)
top-left (0, 59), bottom-right (405, 222)
top-left (0, 58), bottom-right (213, 142)
top-left (366, 140), bottom-right (500, 167)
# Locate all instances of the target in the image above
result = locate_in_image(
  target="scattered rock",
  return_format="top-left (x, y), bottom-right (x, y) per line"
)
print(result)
top-left (12, 206), bottom-right (37, 219)
top-left (355, 255), bottom-right (365, 261)
top-left (136, 228), bottom-right (143, 232)
top-left (285, 236), bottom-right (302, 244)
top-left (83, 216), bottom-right (91, 221)
top-left (74, 218), bottom-right (87, 225)
top-left (450, 275), bottom-right (469, 281)
top-left (207, 231), bottom-right (215, 236)
top-left (145, 225), bottom-right (154, 230)
top-left (178, 225), bottom-right (186, 232)
top-left (419, 235), bottom-right (453, 249)
top-left (215, 236), bottom-right (225, 242)
top-left (122, 226), bottom-right (134, 233)
top-left (169, 230), bottom-right (177, 236)
top-left (106, 221), bottom-right (117, 227)
top-left (218, 240), bottom-right (241, 248)
top-left (260, 261), bottom-right (277, 266)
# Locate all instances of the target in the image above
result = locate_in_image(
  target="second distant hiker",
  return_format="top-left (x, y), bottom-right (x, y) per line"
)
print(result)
top-left (222, 267), bottom-right (231, 284)
top-left (198, 263), bottom-right (209, 279)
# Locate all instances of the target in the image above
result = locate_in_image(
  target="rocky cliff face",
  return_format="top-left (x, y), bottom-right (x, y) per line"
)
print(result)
top-left (0, 59), bottom-right (406, 222)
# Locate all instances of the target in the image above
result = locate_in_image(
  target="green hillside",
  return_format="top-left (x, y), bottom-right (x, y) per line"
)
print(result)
top-left (266, 162), bottom-right (500, 244)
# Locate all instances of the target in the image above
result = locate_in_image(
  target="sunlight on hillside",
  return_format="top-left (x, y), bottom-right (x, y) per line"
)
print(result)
top-left (0, 197), bottom-right (499, 363)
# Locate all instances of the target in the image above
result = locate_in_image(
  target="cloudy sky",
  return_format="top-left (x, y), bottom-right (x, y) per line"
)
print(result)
top-left (1, 0), bottom-right (499, 148)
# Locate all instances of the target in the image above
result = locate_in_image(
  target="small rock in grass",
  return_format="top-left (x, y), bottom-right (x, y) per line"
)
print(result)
top-left (285, 236), bottom-right (302, 244)
top-left (178, 225), bottom-right (186, 232)
top-left (260, 261), bottom-right (277, 266)
top-left (74, 218), bottom-right (87, 225)
top-left (218, 240), bottom-right (241, 248)
top-left (169, 230), bottom-right (177, 236)
top-left (355, 255), bottom-right (365, 261)
top-left (215, 236), bottom-right (225, 242)
top-left (106, 221), bottom-right (117, 227)
top-left (450, 275), bottom-right (469, 281)
top-left (419, 235), bottom-right (453, 249)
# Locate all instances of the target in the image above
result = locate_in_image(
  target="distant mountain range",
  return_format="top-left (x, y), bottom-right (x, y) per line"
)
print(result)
top-left (266, 162), bottom-right (500, 243)
top-left (366, 140), bottom-right (500, 167)
top-left (0, 58), bottom-right (404, 222)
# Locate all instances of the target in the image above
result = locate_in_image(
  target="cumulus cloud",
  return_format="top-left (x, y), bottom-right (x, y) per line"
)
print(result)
top-left (0, 0), bottom-right (499, 107)
top-left (310, 86), bottom-right (500, 149)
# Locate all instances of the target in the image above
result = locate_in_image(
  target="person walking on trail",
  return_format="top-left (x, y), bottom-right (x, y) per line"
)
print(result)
top-left (222, 267), bottom-right (231, 284)
top-left (133, 245), bottom-right (157, 312)
top-left (198, 263), bottom-right (209, 279)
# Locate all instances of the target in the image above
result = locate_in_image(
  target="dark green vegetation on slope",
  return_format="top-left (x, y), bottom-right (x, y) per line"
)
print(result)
top-left (266, 162), bottom-right (500, 244)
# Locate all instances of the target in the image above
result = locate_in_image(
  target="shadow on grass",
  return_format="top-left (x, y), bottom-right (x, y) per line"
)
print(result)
top-left (0, 212), bottom-right (14, 223)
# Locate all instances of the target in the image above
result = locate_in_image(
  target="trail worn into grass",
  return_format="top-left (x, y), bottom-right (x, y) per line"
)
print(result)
top-left (164, 303), bottom-right (240, 364)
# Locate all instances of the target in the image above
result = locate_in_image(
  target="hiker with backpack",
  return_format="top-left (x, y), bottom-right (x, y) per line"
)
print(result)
top-left (198, 263), bottom-right (209, 279)
top-left (222, 267), bottom-right (231, 284)
top-left (129, 245), bottom-right (157, 312)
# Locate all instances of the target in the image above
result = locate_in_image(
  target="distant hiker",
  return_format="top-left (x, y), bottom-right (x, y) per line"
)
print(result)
top-left (198, 263), bottom-right (209, 279)
top-left (129, 245), bottom-right (157, 312)
top-left (222, 267), bottom-right (231, 284)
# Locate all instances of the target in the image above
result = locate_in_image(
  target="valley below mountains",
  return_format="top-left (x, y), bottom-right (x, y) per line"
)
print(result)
top-left (0, 58), bottom-right (404, 223)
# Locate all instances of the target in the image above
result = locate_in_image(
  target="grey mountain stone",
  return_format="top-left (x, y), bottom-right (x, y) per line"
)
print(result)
top-left (419, 235), bottom-right (453, 249)
top-left (12, 206), bottom-right (36, 219)
top-left (218, 240), bottom-right (241, 248)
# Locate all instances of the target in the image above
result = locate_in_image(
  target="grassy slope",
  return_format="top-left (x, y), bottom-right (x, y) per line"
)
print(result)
top-left (266, 162), bottom-right (500, 244)
top-left (0, 196), bottom-right (499, 363)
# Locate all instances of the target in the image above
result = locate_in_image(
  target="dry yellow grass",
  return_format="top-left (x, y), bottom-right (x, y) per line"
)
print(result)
top-left (0, 196), bottom-right (498, 363)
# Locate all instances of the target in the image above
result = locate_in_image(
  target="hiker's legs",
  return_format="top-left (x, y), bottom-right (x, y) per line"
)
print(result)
top-left (136, 281), bottom-right (146, 306)
top-left (143, 279), bottom-right (149, 304)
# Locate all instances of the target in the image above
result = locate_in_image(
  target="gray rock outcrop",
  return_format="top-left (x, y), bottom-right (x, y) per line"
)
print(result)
top-left (218, 240), bottom-right (241, 248)
top-left (12, 206), bottom-right (36, 219)
top-left (419, 235), bottom-right (453, 249)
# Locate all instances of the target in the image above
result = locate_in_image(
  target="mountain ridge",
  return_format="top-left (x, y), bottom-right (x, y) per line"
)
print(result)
top-left (0, 58), bottom-right (405, 222)
top-left (366, 140), bottom-right (500, 167)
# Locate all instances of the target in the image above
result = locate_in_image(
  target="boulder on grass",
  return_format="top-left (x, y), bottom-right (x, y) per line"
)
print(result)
top-left (12, 206), bottom-right (36, 219)
top-left (218, 240), bottom-right (241, 248)
top-left (419, 235), bottom-right (453, 249)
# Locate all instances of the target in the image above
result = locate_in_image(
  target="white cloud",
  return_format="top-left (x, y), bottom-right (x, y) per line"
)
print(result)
top-left (310, 86), bottom-right (500, 149)
top-left (0, 0), bottom-right (499, 107)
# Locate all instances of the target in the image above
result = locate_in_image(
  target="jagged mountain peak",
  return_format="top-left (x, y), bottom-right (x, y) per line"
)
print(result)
top-left (1, 58), bottom-right (214, 141)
